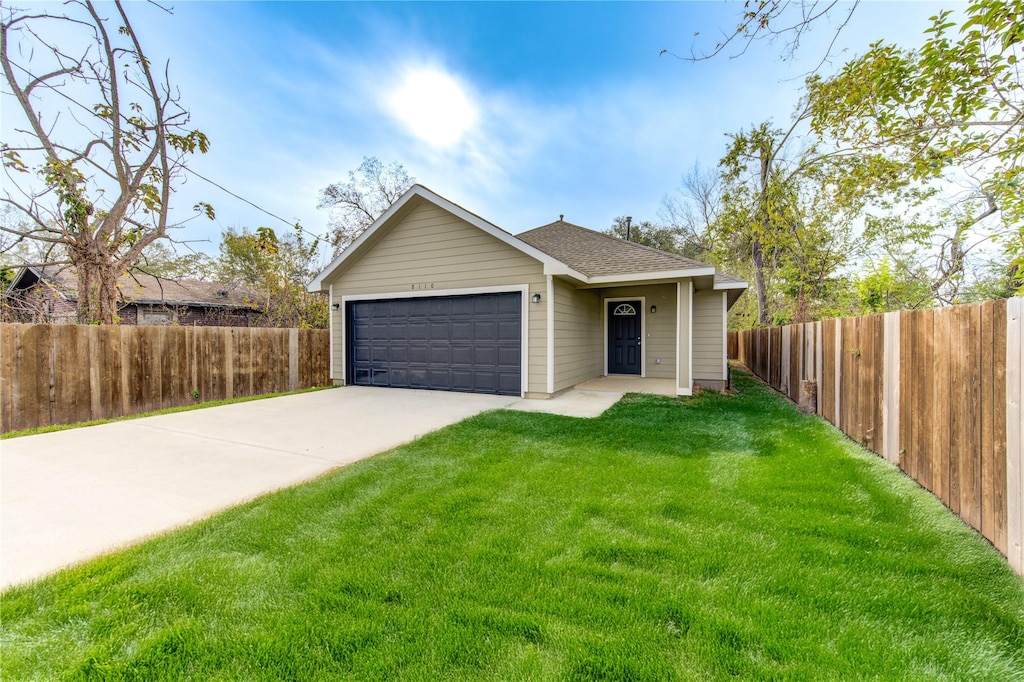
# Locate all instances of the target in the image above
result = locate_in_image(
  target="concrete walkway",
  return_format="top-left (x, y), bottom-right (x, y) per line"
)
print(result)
top-left (1, 385), bottom-right (624, 588)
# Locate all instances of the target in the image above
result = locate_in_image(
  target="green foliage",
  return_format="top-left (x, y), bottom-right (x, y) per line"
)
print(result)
top-left (808, 0), bottom-right (1024, 285)
top-left (216, 225), bottom-right (328, 328)
top-left (3, 374), bottom-right (1022, 677)
top-left (854, 258), bottom-right (936, 314)
top-left (604, 216), bottom-right (689, 255)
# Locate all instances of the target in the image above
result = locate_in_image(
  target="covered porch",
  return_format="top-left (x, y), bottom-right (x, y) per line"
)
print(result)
top-left (574, 375), bottom-right (678, 397)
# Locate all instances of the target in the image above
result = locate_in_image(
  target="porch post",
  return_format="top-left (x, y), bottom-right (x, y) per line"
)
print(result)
top-left (676, 279), bottom-right (693, 396)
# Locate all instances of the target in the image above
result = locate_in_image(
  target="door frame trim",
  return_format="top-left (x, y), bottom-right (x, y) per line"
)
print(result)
top-left (603, 296), bottom-right (646, 377)
top-left (342, 284), bottom-right (530, 397)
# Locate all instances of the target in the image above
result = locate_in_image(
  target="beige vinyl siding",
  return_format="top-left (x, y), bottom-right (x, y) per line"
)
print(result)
top-left (693, 290), bottom-right (726, 381)
top-left (552, 278), bottom-right (602, 392)
top-left (599, 284), bottom-right (677, 379)
top-left (327, 200), bottom-right (547, 394)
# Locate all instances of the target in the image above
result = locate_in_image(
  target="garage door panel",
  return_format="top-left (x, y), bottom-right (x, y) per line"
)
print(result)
top-left (430, 299), bottom-right (449, 316)
top-left (474, 345), bottom-right (498, 366)
top-left (473, 296), bottom-right (497, 315)
top-left (498, 295), bottom-right (520, 315)
top-left (389, 322), bottom-right (409, 341)
top-left (353, 343), bottom-right (372, 363)
top-left (430, 345), bottom-right (450, 364)
top-left (474, 321), bottom-right (497, 341)
top-left (498, 320), bottom-right (519, 341)
top-left (348, 292), bottom-right (521, 396)
top-left (452, 345), bottom-right (474, 365)
top-left (451, 321), bottom-right (473, 342)
top-left (451, 369), bottom-right (474, 391)
top-left (390, 345), bottom-right (409, 363)
top-left (388, 367), bottom-right (409, 387)
top-left (430, 322), bottom-right (449, 340)
top-left (451, 297), bottom-right (474, 316)
top-left (498, 372), bottom-right (520, 393)
top-left (428, 367), bottom-right (451, 389)
top-left (408, 344), bottom-right (430, 364)
top-left (409, 322), bottom-right (428, 341)
top-left (497, 346), bottom-right (520, 366)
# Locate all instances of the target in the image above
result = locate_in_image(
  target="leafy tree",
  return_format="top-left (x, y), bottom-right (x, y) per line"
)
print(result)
top-left (317, 157), bottom-right (414, 256)
top-left (808, 0), bottom-right (1023, 285)
top-left (216, 226), bottom-right (327, 328)
top-left (854, 258), bottom-right (935, 314)
top-left (0, 1), bottom-right (213, 324)
top-left (712, 106), bottom-right (918, 325)
top-left (604, 216), bottom-right (689, 256)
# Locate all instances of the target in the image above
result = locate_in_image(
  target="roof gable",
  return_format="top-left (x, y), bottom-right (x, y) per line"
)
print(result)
top-left (308, 185), bottom-right (576, 292)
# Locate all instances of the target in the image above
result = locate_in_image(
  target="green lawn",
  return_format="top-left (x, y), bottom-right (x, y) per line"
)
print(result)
top-left (2, 372), bottom-right (1022, 680)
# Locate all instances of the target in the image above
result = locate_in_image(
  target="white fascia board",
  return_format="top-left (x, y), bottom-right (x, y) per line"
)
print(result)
top-left (308, 184), bottom-right (566, 292)
top-left (713, 281), bottom-right (749, 290)
top-left (584, 267), bottom-right (716, 285)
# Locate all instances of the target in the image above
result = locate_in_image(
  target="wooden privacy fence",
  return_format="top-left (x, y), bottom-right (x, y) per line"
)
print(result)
top-left (0, 324), bottom-right (331, 433)
top-left (728, 299), bottom-right (1024, 575)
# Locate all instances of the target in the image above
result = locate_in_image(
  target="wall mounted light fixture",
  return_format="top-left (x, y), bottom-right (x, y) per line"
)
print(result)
top-left (532, 293), bottom-right (542, 304)
top-left (331, 302), bottom-right (341, 310)
top-left (650, 304), bottom-right (657, 313)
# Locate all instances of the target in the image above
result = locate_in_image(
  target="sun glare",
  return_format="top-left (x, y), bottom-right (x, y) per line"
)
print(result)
top-left (387, 67), bottom-right (478, 147)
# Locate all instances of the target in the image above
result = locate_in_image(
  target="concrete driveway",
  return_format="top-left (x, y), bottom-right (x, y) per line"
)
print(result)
top-left (1, 386), bottom-right (521, 589)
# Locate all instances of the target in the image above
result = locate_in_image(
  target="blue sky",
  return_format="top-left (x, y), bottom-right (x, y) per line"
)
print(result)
top-left (5, 1), bottom-right (951, 261)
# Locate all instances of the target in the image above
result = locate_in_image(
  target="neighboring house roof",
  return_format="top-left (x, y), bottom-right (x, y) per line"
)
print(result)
top-left (308, 184), bottom-right (747, 293)
top-left (517, 220), bottom-right (712, 278)
top-left (5, 266), bottom-right (262, 309)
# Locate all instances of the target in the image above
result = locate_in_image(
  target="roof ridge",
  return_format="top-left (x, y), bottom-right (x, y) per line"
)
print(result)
top-left (521, 220), bottom-right (711, 269)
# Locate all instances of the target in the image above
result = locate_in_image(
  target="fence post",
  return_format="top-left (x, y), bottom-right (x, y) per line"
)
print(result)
top-left (1006, 297), bottom-right (1023, 575)
top-left (781, 326), bottom-right (791, 396)
top-left (289, 328), bottom-right (299, 391)
top-left (815, 321), bottom-right (823, 415)
top-left (834, 320), bottom-right (842, 431)
top-left (882, 311), bottom-right (901, 465)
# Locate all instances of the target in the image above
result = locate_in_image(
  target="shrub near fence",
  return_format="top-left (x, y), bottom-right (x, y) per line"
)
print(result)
top-left (0, 324), bottom-right (331, 434)
top-left (728, 298), bottom-right (1024, 576)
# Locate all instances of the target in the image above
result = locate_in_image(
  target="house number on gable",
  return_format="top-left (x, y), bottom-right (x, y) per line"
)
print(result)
top-left (411, 282), bottom-right (435, 290)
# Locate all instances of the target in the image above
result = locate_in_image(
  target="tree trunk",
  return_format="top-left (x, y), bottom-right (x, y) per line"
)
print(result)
top-left (752, 236), bottom-right (769, 327)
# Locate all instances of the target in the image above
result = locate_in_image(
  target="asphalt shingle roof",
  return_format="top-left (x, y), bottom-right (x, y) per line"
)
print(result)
top-left (26, 267), bottom-right (261, 308)
top-left (517, 221), bottom-right (714, 278)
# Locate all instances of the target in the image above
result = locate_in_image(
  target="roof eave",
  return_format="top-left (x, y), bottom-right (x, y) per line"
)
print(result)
top-left (713, 281), bottom-right (748, 290)
top-left (578, 267), bottom-right (717, 287)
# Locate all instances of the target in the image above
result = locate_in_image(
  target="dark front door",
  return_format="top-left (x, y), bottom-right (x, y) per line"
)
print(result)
top-left (607, 300), bottom-right (641, 375)
top-left (347, 292), bottom-right (521, 396)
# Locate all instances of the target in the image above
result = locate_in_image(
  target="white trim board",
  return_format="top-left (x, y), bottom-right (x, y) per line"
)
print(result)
top-left (603, 296), bottom-right (646, 378)
top-left (339, 284), bottom-right (531, 398)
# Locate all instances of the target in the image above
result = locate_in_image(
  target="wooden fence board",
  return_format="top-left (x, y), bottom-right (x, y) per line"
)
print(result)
top-left (731, 300), bottom-right (1018, 574)
top-left (949, 306), bottom-right (966, 515)
top-left (993, 300), bottom-right (1009, 554)
top-left (52, 325), bottom-right (91, 427)
top-left (931, 307), bottom-right (952, 502)
top-left (0, 324), bottom-right (14, 432)
top-left (962, 304), bottom-right (983, 529)
top-left (820, 320), bottom-right (836, 425)
top-left (981, 301), bottom-right (997, 543)
top-left (0, 323), bottom-right (331, 434)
